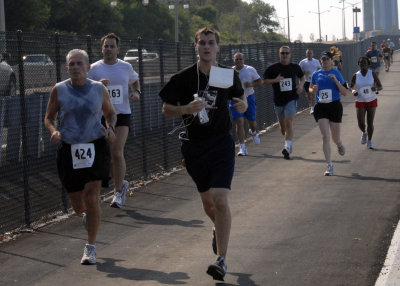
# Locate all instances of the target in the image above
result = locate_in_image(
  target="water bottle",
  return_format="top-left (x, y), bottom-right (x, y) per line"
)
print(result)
top-left (193, 93), bottom-right (209, 124)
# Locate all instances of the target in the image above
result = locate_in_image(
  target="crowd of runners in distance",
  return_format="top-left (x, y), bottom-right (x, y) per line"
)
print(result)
top-left (44, 28), bottom-right (391, 281)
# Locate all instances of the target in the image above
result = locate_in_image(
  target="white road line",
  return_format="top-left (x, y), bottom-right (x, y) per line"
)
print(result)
top-left (375, 220), bottom-right (400, 286)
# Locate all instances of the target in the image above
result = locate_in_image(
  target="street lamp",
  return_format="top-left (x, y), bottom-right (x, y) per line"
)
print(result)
top-left (286, 0), bottom-right (291, 42)
top-left (277, 16), bottom-right (293, 40)
top-left (330, 1), bottom-right (358, 40)
top-left (168, 0), bottom-right (189, 42)
top-left (309, 0), bottom-right (329, 42)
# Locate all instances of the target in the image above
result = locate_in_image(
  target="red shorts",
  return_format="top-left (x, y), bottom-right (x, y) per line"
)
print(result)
top-left (355, 98), bottom-right (377, 108)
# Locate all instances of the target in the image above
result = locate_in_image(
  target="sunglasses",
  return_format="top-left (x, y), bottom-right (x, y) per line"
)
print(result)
top-left (280, 52), bottom-right (290, 55)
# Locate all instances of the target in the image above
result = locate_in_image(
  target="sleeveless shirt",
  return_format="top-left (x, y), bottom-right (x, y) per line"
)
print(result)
top-left (355, 69), bottom-right (377, 103)
top-left (56, 78), bottom-right (105, 144)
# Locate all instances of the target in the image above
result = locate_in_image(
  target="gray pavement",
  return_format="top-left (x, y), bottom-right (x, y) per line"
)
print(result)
top-left (1, 54), bottom-right (400, 286)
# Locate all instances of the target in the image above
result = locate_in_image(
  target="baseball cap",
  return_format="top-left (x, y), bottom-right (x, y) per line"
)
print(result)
top-left (320, 51), bottom-right (333, 59)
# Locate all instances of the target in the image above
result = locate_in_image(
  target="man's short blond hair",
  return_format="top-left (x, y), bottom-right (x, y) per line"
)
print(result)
top-left (279, 46), bottom-right (290, 52)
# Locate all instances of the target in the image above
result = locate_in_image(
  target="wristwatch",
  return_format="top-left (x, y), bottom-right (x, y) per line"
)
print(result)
top-left (134, 89), bottom-right (141, 95)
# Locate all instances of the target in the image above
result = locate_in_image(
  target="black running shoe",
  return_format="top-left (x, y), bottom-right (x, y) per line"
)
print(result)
top-left (207, 256), bottom-right (227, 281)
top-left (212, 227), bottom-right (217, 255)
top-left (282, 148), bottom-right (290, 160)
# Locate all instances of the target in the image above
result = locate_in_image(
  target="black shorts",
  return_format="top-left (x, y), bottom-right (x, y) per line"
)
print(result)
top-left (181, 133), bottom-right (235, 192)
top-left (57, 137), bottom-right (110, 193)
top-left (313, 101), bottom-right (343, 123)
top-left (304, 82), bottom-right (311, 93)
top-left (101, 113), bottom-right (131, 129)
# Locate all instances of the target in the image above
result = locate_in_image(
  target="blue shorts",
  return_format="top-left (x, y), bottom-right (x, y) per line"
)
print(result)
top-left (274, 100), bottom-right (297, 121)
top-left (181, 133), bottom-right (235, 192)
top-left (230, 94), bottom-right (257, 121)
top-left (371, 66), bottom-right (381, 73)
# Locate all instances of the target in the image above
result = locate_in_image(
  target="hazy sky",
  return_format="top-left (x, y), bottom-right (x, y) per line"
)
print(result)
top-left (244, 0), bottom-right (400, 42)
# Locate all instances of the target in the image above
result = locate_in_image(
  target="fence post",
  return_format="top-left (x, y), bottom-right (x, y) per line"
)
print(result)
top-left (159, 39), bottom-right (168, 171)
top-left (137, 37), bottom-right (148, 177)
top-left (54, 32), bottom-right (61, 82)
top-left (86, 35), bottom-right (93, 64)
top-left (176, 41), bottom-right (181, 71)
top-left (16, 30), bottom-right (31, 228)
top-left (192, 43), bottom-right (196, 63)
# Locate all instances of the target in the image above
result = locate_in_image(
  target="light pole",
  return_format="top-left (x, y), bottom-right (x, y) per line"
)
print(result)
top-left (330, 1), bottom-right (358, 40)
top-left (168, 0), bottom-right (189, 42)
top-left (278, 16), bottom-right (293, 40)
top-left (309, 0), bottom-right (329, 41)
top-left (240, 0), bottom-right (243, 44)
top-left (286, 0), bottom-right (291, 42)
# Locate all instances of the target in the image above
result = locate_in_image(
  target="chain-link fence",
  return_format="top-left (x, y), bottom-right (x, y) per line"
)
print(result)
top-left (0, 30), bottom-right (397, 233)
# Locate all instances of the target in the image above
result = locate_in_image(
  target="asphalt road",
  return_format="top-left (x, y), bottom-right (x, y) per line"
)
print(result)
top-left (0, 56), bottom-right (399, 286)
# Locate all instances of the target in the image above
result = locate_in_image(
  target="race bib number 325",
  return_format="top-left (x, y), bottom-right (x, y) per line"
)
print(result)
top-left (71, 143), bottom-right (95, 169)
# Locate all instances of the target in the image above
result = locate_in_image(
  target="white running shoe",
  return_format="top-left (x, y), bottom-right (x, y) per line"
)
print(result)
top-left (310, 107), bottom-right (314, 114)
top-left (324, 163), bottom-right (334, 176)
top-left (110, 180), bottom-right (129, 208)
top-left (237, 145), bottom-right (248, 156)
top-left (250, 130), bottom-right (260, 144)
top-left (361, 132), bottom-right (367, 144)
top-left (367, 141), bottom-right (374, 149)
top-left (81, 244), bottom-right (96, 265)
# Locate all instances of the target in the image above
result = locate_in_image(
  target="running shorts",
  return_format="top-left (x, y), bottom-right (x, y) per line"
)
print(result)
top-left (57, 137), bottom-right (110, 193)
top-left (181, 133), bottom-right (235, 192)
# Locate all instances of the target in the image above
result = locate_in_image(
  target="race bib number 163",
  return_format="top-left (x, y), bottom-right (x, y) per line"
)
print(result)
top-left (71, 143), bottom-right (95, 169)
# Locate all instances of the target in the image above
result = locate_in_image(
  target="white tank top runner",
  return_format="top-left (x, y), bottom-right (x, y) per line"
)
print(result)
top-left (355, 69), bottom-right (377, 103)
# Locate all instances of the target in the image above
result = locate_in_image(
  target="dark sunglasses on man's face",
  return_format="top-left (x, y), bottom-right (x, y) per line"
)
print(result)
top-left (280, 52), bottom-right (290, 55)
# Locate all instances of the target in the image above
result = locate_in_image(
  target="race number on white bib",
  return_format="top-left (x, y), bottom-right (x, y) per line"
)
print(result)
top-left (279, 78), bottom-right (292, 92)
top-left (107, 85), bottom-right (123, 104)
top-left (71, 143), bottom-right (95, 169)
top-left (371, 56), bottom-right (377, 63)
top-left (319, 89), bottom-right (333, 103)
top-left (358, 86), bottom-right (374, 100)
top-left (384, 52), bottom-right (389, 57)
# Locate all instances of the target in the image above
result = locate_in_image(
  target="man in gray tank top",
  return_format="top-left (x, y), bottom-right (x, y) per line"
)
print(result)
top-left (44, 49), bottom-right (116, 265)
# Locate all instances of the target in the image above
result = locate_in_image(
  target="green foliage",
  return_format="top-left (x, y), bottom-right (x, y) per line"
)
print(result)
top-left (4, 0), bottom-right (286, 43)
top-left (5, 0), bottom-right (51, 32)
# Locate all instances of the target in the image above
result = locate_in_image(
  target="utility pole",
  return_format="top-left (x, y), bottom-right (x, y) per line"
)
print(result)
top-left (287, 0), bottom-right (291, 42)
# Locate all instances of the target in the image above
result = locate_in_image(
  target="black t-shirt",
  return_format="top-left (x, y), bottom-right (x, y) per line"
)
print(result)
top-left (159, 63), bottom-right (243, 141)
top-left (263, 62), bottom-right (304, 106)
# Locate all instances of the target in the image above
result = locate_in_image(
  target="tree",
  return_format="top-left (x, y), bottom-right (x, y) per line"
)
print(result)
top-left (5, 0), bottom-right (51, 32)
top-left (47, 0), bottom-right (123, 35)
top-left (246, 0), bottom-right (279, 33)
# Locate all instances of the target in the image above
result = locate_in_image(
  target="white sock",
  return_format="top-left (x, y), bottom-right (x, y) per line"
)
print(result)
top-left (240, 143), bottom-right (246, 149)
top-left (285, 140), bottom-right (292, 148)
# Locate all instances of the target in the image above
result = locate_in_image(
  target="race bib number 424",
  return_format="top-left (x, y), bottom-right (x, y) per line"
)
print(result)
top-left (71, 143), bottom-right (95, 169)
